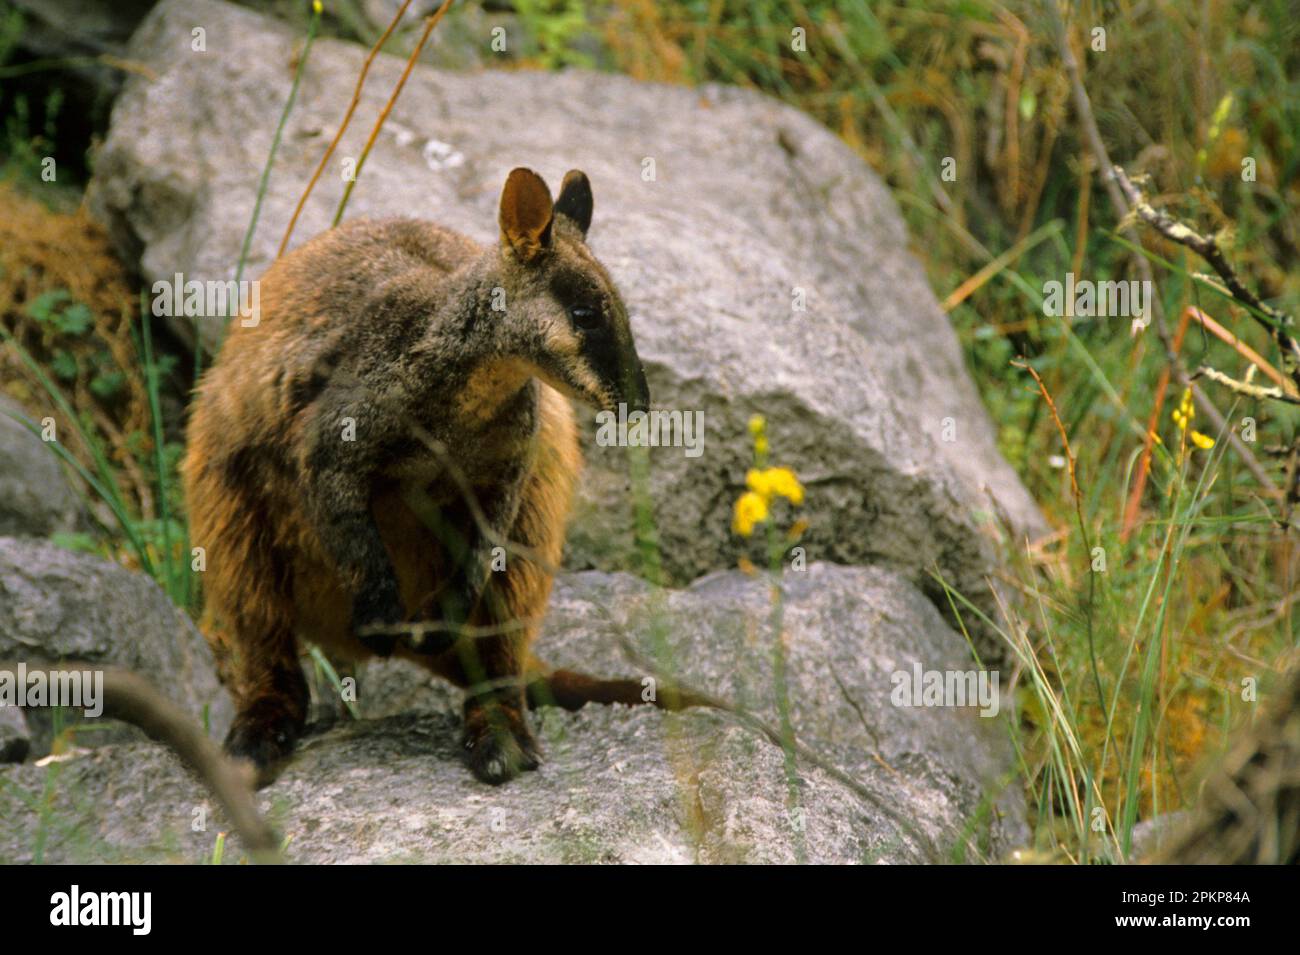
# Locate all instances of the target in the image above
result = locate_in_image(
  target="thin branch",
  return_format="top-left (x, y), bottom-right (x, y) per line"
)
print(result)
top-left (1183, 305), bottom-right (1299, 397)
top-left (1112, 165), bottom-right (1300, 378)
top-left (1192, 365), bottom-right (1300, 406)
top-left (0, 663), bottom-right (281, 863)
top-left (1012, 358), bottom-right (1115, 763)
top-left (1043, 0), bottom-right (1277, 497)
top-left (357, 615), bottom-right (542, 648)
top-left (401, 416), bottom-right (563, 577)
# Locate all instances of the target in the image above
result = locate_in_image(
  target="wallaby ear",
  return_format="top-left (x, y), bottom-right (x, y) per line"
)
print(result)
top-left (554, 169), bottom-right (593, 236)
top-left (499, 167), bottom-right (554, 261)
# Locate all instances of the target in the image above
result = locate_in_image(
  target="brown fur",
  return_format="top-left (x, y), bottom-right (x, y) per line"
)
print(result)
top-left (184, 169), bottom-right (658, 785)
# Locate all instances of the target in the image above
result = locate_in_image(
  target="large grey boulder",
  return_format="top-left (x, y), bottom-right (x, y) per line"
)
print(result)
top-left (0, 396), bottom-right (84, 539)
top-left (0, 537), bottom-right (233, 751)
top-left (0, 563), bottom-right (1026, 863)
top-left (88, 0), bottom-right (1043, 640)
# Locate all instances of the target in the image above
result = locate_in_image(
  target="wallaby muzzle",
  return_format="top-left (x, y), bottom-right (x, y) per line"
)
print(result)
top-left (582, 326), bottom-right (649, 415)
top-left (622, 360), bottom-right (650, 415)
top-left (604, 341), bottom-right (649, 415)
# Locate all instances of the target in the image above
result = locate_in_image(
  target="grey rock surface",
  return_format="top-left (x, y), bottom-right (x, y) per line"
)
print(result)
top-left (0, 704), bottom-right (30, 764)
top-left (88, 0), bottom-right (1043, 641)
top-left (0, 564), bottom-right (1027, 864)
top-left (0, 396), bottom-right (84, 539)
top-left (0, 536), bottom-right (233, 752)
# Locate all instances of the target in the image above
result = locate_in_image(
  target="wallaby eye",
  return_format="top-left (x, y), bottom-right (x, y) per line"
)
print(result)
top-left (568, 305), bottom-right (601, 331)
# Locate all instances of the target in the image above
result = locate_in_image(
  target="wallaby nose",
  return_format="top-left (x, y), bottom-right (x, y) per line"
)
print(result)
top-left (625, 362), bottom-right (650, 414)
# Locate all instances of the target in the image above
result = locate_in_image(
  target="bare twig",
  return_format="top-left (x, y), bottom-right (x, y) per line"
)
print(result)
top-left (1, 663), bottom-right (282, 863)
top-left (1112, 165), bottom-right (1300, 379)
top-left (338, 413), bottom-right (562, 649)
top-left (357, 615), bottom-right (541, 641)
top-left (1157, 662), bottom-right (1300, 864)
top-left (1193, 365), bottom-right (1300, 406)
top-left (1182, 305), bottom-right (1298, 397)
top-left (1044, 0), bottom-right (1277, 496)
top-left (402, 416), bottom-right (562, 577)
top-left (1012, 359), bottom-right (1082, 508)
top-left (1012, 358), bottom-right (1117, 762)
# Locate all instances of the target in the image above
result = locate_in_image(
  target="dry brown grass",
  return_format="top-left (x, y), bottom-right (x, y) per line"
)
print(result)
top-left (0, 183), bottom-right (157, 517)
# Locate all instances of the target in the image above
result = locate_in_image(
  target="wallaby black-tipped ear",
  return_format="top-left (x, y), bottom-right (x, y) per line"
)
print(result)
top-left (554, 169), bottom-right (593, 236)
top-left (499, 167), bottom-right (554, 261)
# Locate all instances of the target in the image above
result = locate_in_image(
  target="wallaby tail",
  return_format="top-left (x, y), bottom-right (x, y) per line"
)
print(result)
top-left (523, 657), bottom-right (711, 712)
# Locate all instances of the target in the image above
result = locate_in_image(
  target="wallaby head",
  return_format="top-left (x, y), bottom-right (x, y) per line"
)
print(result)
top-left (490, 167), bottom-right (649, 415)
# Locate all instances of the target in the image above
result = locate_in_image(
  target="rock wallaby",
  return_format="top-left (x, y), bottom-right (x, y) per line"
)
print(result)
top-left (184, 168), bottom-right (697, 786)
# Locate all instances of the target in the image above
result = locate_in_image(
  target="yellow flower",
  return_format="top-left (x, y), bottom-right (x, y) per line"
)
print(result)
top-left (312, 0), bottom-right (322, 12)
top-left (1190, 430), bottom-right (1215, 450)
top-left (732, 491), bottom-right (769, 537)
top-left (746, 467), bottom-right (805, 505)
top-left (1172, 389), bottom-right (1198, 441)
top-left (733, 416), bottom-right (804, 538)
top-left (746, 467), bottom-right (772, 497)
top-left (767, 467), bottom-right (805, 504)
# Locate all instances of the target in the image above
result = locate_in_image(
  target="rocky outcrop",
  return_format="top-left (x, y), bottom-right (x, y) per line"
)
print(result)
top-left (0, 536), bottom-right (233, 752)
top-left (0, 396), bottom-right (84, 539)
top-left (0, 563), bottom-right (1026, 864)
